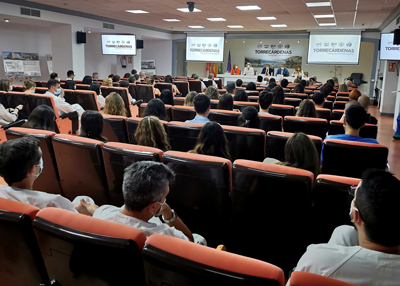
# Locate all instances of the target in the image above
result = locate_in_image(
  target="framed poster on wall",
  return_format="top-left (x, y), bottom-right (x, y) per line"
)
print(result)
top-left (2, 51), bottom-right (41, 77)
top-left (141, 59), bottom-right (156, 76)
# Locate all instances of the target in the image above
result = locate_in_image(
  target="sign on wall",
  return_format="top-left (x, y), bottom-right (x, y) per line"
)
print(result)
top-left (46, 54), bottom-right (53, 74)
top-left (245, 42), bottom-right (302, 68)
top-left (388, 61), bottom-right (397, 72)
top-left (2, 51), bottom-right (41, 78)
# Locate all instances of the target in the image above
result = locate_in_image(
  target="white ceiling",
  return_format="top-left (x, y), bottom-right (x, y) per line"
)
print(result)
top-left (18, 0), bottom-right (400, 32)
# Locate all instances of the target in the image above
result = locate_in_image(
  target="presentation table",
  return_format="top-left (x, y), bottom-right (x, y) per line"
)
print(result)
top-left (217, 74), bottom-right (300, 85)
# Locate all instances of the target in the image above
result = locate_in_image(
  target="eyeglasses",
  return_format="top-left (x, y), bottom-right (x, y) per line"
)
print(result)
top-left (348, 185), bottom-right (364, 221)
top-left (153, 199), bottom-right (166, 216)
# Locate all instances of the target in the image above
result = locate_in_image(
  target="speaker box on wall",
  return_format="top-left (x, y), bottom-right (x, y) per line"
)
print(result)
top-left (394, 29), bottom-right (400, 45)
top-left (137, 40), bottom-right (144, 49)
top-left (77, 31), bottom-right (86, 44)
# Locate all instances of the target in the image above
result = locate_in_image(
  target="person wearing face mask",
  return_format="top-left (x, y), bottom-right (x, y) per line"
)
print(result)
top-left (276, 64), bottom-right (289, 76)
top-left (292, 65), bottom-right (304, 77)
top-left (0, 136), bottom-right (98, 216)
top-left (64, 70), bottom-right (76, 90)
top-left (288, 169), bottom-right (400, 286)
top-left (230, 64), bottom-right (241, 75)
top-left (243, 62), bottom-right (254, 76)
top-left (94, 161), bottom-right (206, 244)
top-left (261, 63), bottom-right (274, 76)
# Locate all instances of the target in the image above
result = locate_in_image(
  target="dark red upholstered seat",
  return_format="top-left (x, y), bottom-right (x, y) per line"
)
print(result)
top-left (284, 116), bottom-right (328, 139)
top-left (269, 104), bottom-right (294, 118)
top-left (102, 114), bottom-right (129, 143)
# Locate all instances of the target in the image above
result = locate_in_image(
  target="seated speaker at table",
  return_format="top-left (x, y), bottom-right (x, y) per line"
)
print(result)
top-left (261, 64), bottom-right (274, 76)
top-left (230, 64), bottom-right (241, 75)
top-left (292, 65), bottom-right (305, 77)
top-left (243, 62), bottom-right (254, 75)
top-left (276, 64), bottom-right (289, 76)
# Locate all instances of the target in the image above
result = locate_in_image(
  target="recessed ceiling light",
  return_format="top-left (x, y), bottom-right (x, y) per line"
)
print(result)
top-left (313, 14), bottom-right (335, 18)
top-left (279, 40), bottom-right (282, 44)
top-left (177, 8), bottom-right (201, 12)
top-left (125, 10), bottom-right (149, 14)
top-left (228, 25), bottom-right (244, 28)
top-left (319, 23), bottom-right (336, 26)
top-left (4, 19), bottom-right (10, 23)
top-left (207, 18), bottom-right (226, 21)
top-left (257, 17), bottom-right (277, 20)
top-left (236, 5), bottom-right (261, 11)
top-left (271, 24), bottom-right (287, 28)
top-left (87, 30), bottom-right (91, 33)
top-left (163, 19), bottom-right (181, 22)
top-left (306, 2), bottom-right (331, 7)
top-left (188, 26), bottom-right (204, 28)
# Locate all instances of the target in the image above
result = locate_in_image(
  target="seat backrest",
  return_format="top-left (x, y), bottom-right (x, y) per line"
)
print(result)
top-left (139, 103), bottom-right (172, 121)
top-left (33, 208), bottom-right (146, 285)
top-left (34, 87), bottom-right (48, 94)
top-left (173, 97), bottom-right (185, 105)
top-left (335, 96), bottom-right (350, 102)
top-left (327, 95), bottom-right (336, 102)
top-left (75, 84), bottom-right (90, 90)
top-left (223, 125), bottom-right (266, 161)
top-left (188, 80), bottom-right (202, 93)
top-left (233, 101), bottom-right (259, 111)
top-left (328, 120), bottom-right (378, 139)
top-left (6, 91), bottom-right (32, 116)
top-left (128, 83), bottom-right (137, 100)
top-left (27, 93), bottom-right (60, 119)
top-left (208, 109), bottom-right (241, 126)
top-left (167, 121), bottom-right (202, 152)
top-left (244, 90), bottom-right (259, 96)
top-left (331, 109), bottom-right (344, 120)
top-left (143, 234), bottom-right (285, 286)
top-left (266, 131), bottom-right (322, 161)
top-left (284, 116), bottom-right (328, 139)
top-left (323, 101), bottom-right (333, 110)
top-left (289, 271), bottom-right (356, 286)
top-left (126, 117), bottom-right (168, 144)
top-left (259, 113), bottom-right (283, 134)
top-left (11, 85), bottom-right (24, 92)
top-left (0, 198), bottom-right (50, 286)
top-left (287, 93), bottom-right (308, 100)
top-left (63, 89), bottom-right (75, 105)
top-left (52, 134), bottom-right (109, 205)
top-left (333, 101), bottom-right (346, 110)
top-left (284, 97), bottom-right (302, 107)
top-left (107, 87), bottom-right (132, 116)
top-left (316, 108), bottom-right (331, 122)
top-left (102, 114), bottom-right (129, 143)
top-left (269, 104), bottom-right (294, 118)
top-left (232, 160), bottom-right (313, 271)
top-left (73, 90), bottom-right (100, 111)
top-left (313, 175), bottom-right (361, 243)
top-left (162, 151), bottom-right (233, 246)
top-left (171, 106), bottom-right (196, 122)
top-left (174, 81), bottom-right (189, 96)
top-left (136, 84), bottom-right (155, 103)
top-left (336, 92), bottom-right (350, 97)
top-left (155, 83), bottom-right (173, 95)
top-left (322, 139), bottom-right (388, 178)
top-left (100, 86), bottom-right (109, 97)
top-left (210, 99), bottom-right (219, 109)
top-left (102, 143), bottom-right (162, 206)
top-left (0, 91), bottom-right (8, 108)
top-left (6, 127), bottom-right (62, 195)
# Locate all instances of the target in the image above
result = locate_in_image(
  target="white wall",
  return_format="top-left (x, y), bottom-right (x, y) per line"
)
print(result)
top-left (141, 39), bottom-right (173, 76)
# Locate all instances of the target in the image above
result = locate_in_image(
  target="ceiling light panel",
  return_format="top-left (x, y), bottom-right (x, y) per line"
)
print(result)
top-left (313, 14), bottom-right (334, 18)
top-left (306, 2), bottom-right (331, 7)
top-left (163, 19), bottom-right (181, 22)
top-left (319, 23), bottom-right (336, 26)
top-left (207, 18), bottom-right (226, 21)
top-left (125, 10), bottom-right (149, 14)
top-left (188, 26), bottom-right (204, 28)
top-left (271, 24), bottom-right (287, 27)
top-left (228, 25), bottom-right (244, 28)
top-left (236, 5), bottom-right (261, 11)
top-left (257, 17), bottom-right (277, 20)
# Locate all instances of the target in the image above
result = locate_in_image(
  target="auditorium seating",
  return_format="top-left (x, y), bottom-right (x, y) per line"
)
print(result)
top-left (173, 97), bottom-right (185, 105)
top-left (52, 134), bottom-right (109, 205)
top-left (265, 131), bottom-right (322, 161)
top-left (100, 86), bottom-right (110, 97)
top-left (4, 91), bottom-right (32, 116)
top-left (73, 90), bottom-right (100, 111)
top-left (259, 113), bottom-right (283, 134)
top-left (75, 84), bottom-right (90, 90)
top-left (335, 96), bottom-right (350, 102)
top-left (107, 87), bottom-right (133, 116)
top-left (0, 198), bottom-right (51, 286)
top-left (188, 80), bottom-right (202, 93)
top-left (328, 120), bottom-right (378, 139)
top-left (289, 272), bottom-right (357, 286)
top-left (333, 101), bottom-right (346, 110)
top-left (286, 93), bottom-right (308, 100)
top-left (33, 208), bottom-right (146, 285)
top-left (136, 84), bottom-right (155, 103)
top-left (233, 101), bottom-right (259, 111)
top-left (102, 114), bottom-right (129, 143)
top-left (174, 81), bottom-right (189, 96)
top-left (323, 101), bottom-right (333, 110)
top-left (142, 234), bottom-right (285, 286)
top-left (171, 106), bottom-right (196, 121)
top-left (284, 97), bottom-right (302, 107)
top-left (102, 143), bottom-right (163, 205)
top-left (244, 90), bottom-right (259, 96)
top-left (284, 116), bottom-right (328, 139)
top-left (167, 121), bottom-right (202, 152)
top-left (316, 108), bottom-right (331, 121)
top-left (336, 92), bottom-right (350, 97)
top-left (269, 104), bottom-right (294, 118)
top-left (155, 82), bottom-right (174, 95)
top-left (34, 87), bottom-right (47, 94)
top-left (126, 117), bottom-right (168, 144)
top-left (327, 95), bottom-right (335, 102)
top-left (231, 160), bottom-right (313, 272)
top-left (6, 128), bottom-right (62, 195)
top-left (331, 109), bottom-right (344, 120)
top-left (128, 83), bottom-right (137, 100)
top-left (139, 103), bottom-right (173, 121)
top-left (210, 99), bottom-right (219, 109)
top-left (321, 139), bottom-right (388, 178)
top-left (209, 109), bottom-right (241, 125)
top-left (63, 89), bottom-right (75, 105)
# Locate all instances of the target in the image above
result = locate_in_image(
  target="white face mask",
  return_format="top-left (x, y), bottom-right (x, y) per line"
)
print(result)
top-left (297, 68), bottom-right (300, 71)
top-left (349, 199), bottom-right (358, 223)
top-left (247, 65), bottom-right (250, 67)
top-left (281, 67), bottom-right (284, 69)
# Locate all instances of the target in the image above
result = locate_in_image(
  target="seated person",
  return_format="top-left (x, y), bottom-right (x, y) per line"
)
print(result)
top-left (101, 78), bottom-right (113, 87)
top-left (340, 100), bottom-right (361, 121)
top-left (272, 86), bottom-right (284, 104)
top-left (294, 77), bottom-right (300, 84)
top-left (264, 132), bottom-right (320, 178)
top-left (82, 75), bottom-right (92, 85)
top-left (112, 75), bottom-right (121, 84)
top-left (160, 89), bottom-right (174, 106)
top-left (92, 72), bottom-right (99, 81)
top-left (205, 86), bottom-right (219, 100)
top-left (50, 72), bottom-right (60, 81)
top-left (185, 94), bottom-right (210, 124)
top-left (299, 79), bottom-right (307, 87)
top-left (312, 92), bottom-right (325, 109)
top-left (128, 76), bottom-right (136, 84)
top-left (276, 64), bottom-right (289, 76)
top-left (296, 99), bottom-right (317, 118)
top-left (327, 79), bottom-right (335, 87)
top-left (103, 92), bottom-right (127, 117)
top-left (144, 98), bottom-right (168, 121)
top-left (243, 62), bottom-right (254, 75)
top-left (288, 169), bottom-right (400, 285)
top-left (204, 74), bottom-right (218, 88)
top-left (261, 63), bottom-right (274, 76)
top-left (268, 81), bottom-right (277, 90)
top-left (236, 79), bottom-right (243, 88)
top-left (164, 75), bottom-right (180, 95)
top-left (349, 89), bottom-right (362, 101)
top-left (230, 64), bottom-right (240, 75)
top-left (189, 122), bottom-right (231, 160)
top-left (0, 79), bottom-right (24, 125)
top-left (89, 82), bottom-right (106, 109)
top-left (346, 79), bottom-right (353, 87)
top-left (238, 106), bottom-right (260, 129)
top-left (217, 94), bottom-right (234, 110)
top-left (147, 76), bottom-right (161, 97)
top-left (280, 78), bottom-right (289, 88)
top-left (320, 83), bottom-right (334, 98)
top-left (79, 111), bottom-right (107, 143)
top-left (226, 83), bottom-right (235, 96)
top-left (321, 105), bottom-right (379, 164)
top-left (293, 84), bottom-right (305, 94)
top-left (23, 80), bottom-right (36, 93)
top-left (123, 72), bottom-right (131, 79)
top-left (93, 161), bottom-right (195, 242)
top-left (184, 91), bottom-right (197, 107)
top-left (234, 89), bottom-right (249, 102)
top-left (262, 77), bottom-right (270, 85)
top-left (139, 71), bottom-right (146, 82)
top-left (119, 80), bottom-right (135, 103)
top-left (22, 105), bottom-right (55, 132)
top-left (338, 84), bottom-right (349, 92)
top-left (258, 91), bottom-right (274, 115)
top-left (0, 136), bottom-right (97, 215)
top-left (246, 82), bottom-right (257, 91)
top-left (256, 75), bottom-right (263, 85)
top-left (64, 70), bottom-right (76, 90)
top-left (193, 74), bottom-right (207, 92)
top-left (358, 95), bottom-right (377, 125)
top-left (134, 116), bottom-right (170, 151)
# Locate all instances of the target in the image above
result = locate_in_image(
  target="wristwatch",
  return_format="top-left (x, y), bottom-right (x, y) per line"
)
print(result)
top-left (162, 209), bottom-right (177, 223)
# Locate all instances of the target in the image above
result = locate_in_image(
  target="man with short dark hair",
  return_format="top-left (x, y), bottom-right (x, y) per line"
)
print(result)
top-left (289, 169), bottom-right (400, 285)
top-left (134, 74), bottom-right (140, 81)
top-left (0, 136), bottom-right (97, 215)
top-left (93, 161), bottom-right (194, 242)
top-left (112, 75), bottom-right (120, 83)
top-left (50, 72), bottom-right (59, 81)
top-left (131, 69), bottom-right (137, 76)
top-left (64, 70), bottom-right (76, 90)
top-left (327, 79), bottom-right (335, 87)
top-left (236, 79), bottom-right (243, 88)
top-left (226, 83), bottom-right (235, 95)
top-left (258, 91), bottom-right (274, 115)
top-left (312, 92), bottom-right (325, 109)
top-left (128, 76), bottom-right (136, 84)
top-left (320, 83), bottom-right (334, 98)
top-left (185, 94), bottom-right (210, 124)
top-left (280, 78), bottom-right (289, 88)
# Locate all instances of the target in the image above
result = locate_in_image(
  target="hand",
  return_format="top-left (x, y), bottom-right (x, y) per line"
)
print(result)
top-left (159, 202), bottom-right (173, 220)
top-left (74, 198), bottom-right (99, 216)
top-left (16, 105), bottom-right (23, 111)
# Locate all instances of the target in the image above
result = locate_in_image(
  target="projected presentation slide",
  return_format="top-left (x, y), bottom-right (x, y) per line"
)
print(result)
top-left (186, 36), bottom-right (224, 62)
top-left (307, 34), bottom-right (361, 65)
top-left (380, 33), bottom-right (400, 60)
top-left (102, 34), bottom-right (136, 55)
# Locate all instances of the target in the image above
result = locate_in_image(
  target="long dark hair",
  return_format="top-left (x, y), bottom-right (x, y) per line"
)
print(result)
top-left (271, 86), bottom-right (284, 104)
top-left (217, 94), bottom-right (233, 110)
top-left (89, 82), bottom-right (101, 95)
top-left (246, 82), bottom-right (257, 91)
top-left (238, 106), bottom-right (260, 128)
top-left (160, 89), bottom-right (174, 106)
top-left (79, 111), bottom-right (107, 142)
top-left (82, 76), bottom-right (93, 85)
top-left (234, 89), bottom-right (249, 102)
top-left (23, 105), bottom-right (55, 131)
top-left (296, 99), bottom-right (317, 118)
top-left (191, 122), bottom-right (231, 160)
top-left (294, 84), bottom-right (305, 93)
top-left (278, 132), bottom-right (320, 178)
top-left (164, 75), bottom-right (173, 83)
top-left (143, 98), bottom-right (167, 120)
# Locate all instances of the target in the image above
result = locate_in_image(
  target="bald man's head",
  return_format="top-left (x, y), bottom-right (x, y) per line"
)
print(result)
top-left (358, 95), bottom-right (370, 111)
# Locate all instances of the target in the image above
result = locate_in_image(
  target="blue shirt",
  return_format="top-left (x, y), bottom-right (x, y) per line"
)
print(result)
top-left (276, 68), bottom-right (289, 75)
top-left (185, 115), bottom-right (210, 124)
top-left (321, 134), bottom-right (379, 164)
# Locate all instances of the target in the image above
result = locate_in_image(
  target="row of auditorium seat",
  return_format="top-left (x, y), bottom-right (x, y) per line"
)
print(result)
top-left (0, 197), bottom-right (356, 285)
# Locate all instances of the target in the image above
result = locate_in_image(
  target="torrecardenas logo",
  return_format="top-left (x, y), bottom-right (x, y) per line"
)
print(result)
top-left (339, 42), bottom-right (344, 47)
top-left (346, 42), bottom-right (352, 47)
top-left (316, 42), bottom-right (322, 47)
top-left (213, 43), bottom-right (218, 47)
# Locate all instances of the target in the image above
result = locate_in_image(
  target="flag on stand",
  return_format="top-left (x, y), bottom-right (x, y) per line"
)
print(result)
top-left (218, 63), bottom-right (223, 74)
top-left (212, 63), bottom-right (218, 77)
top-left (206, 62), bottom-right (212, 75)
top-left (227, 51), bottom-right (231, 72)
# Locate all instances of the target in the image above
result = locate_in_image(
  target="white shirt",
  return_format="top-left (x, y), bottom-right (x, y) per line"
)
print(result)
top-left (97, 94), bottom-right (105, 108)
top-left (93, 205), bottom-right (189, 241)
top-left (243, 66), bottom-right (254, 75)
top-left (0, 185), bottom-right (77, 212)
top-left (292, 70), bottom-right (305, 77)
top-left (0, 104), bottom-right (18, 126)
top-left (288, 225), bottom-right (400, 286)
top-left (44, 91), bottom-right (84, 118)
